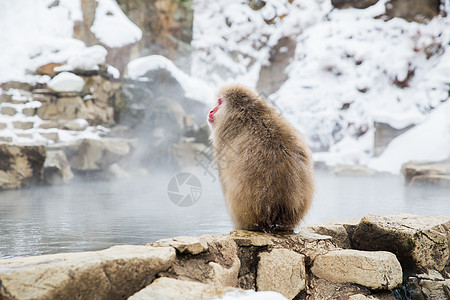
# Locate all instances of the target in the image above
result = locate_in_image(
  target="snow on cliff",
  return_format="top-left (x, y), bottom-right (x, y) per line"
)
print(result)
top-left (0, 0), bottom-right (142, 83)
top-left (192, 0), bottom-right (450, 173)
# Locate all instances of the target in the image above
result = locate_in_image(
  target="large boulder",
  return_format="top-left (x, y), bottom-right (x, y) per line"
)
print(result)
top-left (352, 214), bottom-right (450, 272)
top-left (311, 249), bottom-right (403, 290)
top-left (0, 144), bottom-right (46, 189)
top-left (0, 245), bottom-right (175, 300)
top-left (300, 218), bottom-right (360, 249)
top-left (402, 160), bottom-right (450, 186)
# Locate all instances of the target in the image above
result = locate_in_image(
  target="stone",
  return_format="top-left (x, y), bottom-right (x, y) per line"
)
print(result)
top-left (0, 93), bottom-right (13, 103)
top-left (0, 81), bottom-right (31, 91)
top-left (311, 249), bottom-right (403, 290)
top-left (43, 150), bottom-right (74, 184)
top-left (374, 122), bottom-right (414, 157)
top-left (128, 277), bottom-right (242, 300)
top-left (402, 160), bottom-right (450, 186)
top-left (419, 279), bottom-right (450, 299)
top-left (300, 218), bottom-right (360, 249)
top-left (257, 249), bottom-right (306, 299)
top-left (352, 214), bottom-right (450, 272)
top-left (160, 235), bottom-right (241, 288)
top-left (97, 163), bottom-right (130, 180)
top-left (331, 0), bottom-right (379, 9)
top-left (171, 142), bottom-right (207, 170)
top-left (0, 144), bottom-right (46, 189)
top-left (38, 120), bottom-right (61, 129)
top-left (256, 36), bottom-right (296, 96)
top-left (22, 107), bottom-right (36, 116)
top-left (40, 132), bottom-right (59, 142)
top-left (1, 106), bottom-right (16, 116)
top-left (35, 62), bottom-right (65, 77)
top-left (64, 118), bottom-right (89, 131)
top-left (152, 236), bottom-right (208, 255)
top-left (308, 277), bottom-right (371, 300)
top-left (47, 72), bottom-right (85, 92)
top-left (385, 0), bottom-right (441, 23)
top-left (0, 137), bottom-right (13, 143)
top-left (0, 245), bottom-right (175, 300)
top-left (12, 121), bottom-right (34, 130)
top-left (62, 138), bottom-right (131, 171)
top-left (0, 123), bottom-right (7, 129)
top-left (16, 133), bottom-right (33, 139)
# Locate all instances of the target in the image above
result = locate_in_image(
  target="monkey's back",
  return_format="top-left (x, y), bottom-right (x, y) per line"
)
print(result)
top-left (216, 109), bottom-right (314, 232)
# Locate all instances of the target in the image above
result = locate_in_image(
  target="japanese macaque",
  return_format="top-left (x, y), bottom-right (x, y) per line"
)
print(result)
top-left (208, 84), bottom-right (314, 233)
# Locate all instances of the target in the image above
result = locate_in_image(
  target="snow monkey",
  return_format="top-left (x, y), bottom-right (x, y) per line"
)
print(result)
top-left (208, 84), bottom-right (314, 233)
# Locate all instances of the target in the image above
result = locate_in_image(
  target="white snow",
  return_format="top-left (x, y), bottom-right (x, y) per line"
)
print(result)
top-left (47, 72), bottom-right (85, 92)
top-left (66, 45), bottom-right (108, 71)
top-left (220, 290), bottom-right (288, 300)
top-left (368, 101), bottom-right (450, 173)
top-left (91, 0), bottom-right (142, 48)
top-left (193, 0), bottom-right (450, 172)
top-left (127, 55), bottom-right (215, 103)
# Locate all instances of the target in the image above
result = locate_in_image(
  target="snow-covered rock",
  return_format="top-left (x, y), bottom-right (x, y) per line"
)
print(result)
top-left (47, 72), bottom-right (85, 92)
top-left (66, 45), bottom-right (107, 71)
top-left (91, 0), bottom-right (142, 48)
top-left (127, 55), bottom-right (214, 103)
top-left (368, 101), bottom-right (450, 174)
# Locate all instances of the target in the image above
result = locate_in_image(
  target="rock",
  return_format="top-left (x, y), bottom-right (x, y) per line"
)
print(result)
top-left (43, 150), bottom-right (74, 184)
top-left (385, 0), bottom-right (442, 23)
top-left (0, 81), bottom-right (32, 91)
top-left (38, 120), bottom-right (61, 129)
top-left (152, 236), bottom-right (208, 255)
top-left (0, 123), bottom-right (7, 129)
top-left (16, 133), bottom-right (33, 139)
top-left (12, 121), bottom-right (34, 130)
top-left (47, 72), bottom-right (85, 92)
top-left (0, 137), bottom-right (13, 143)
top-left (374, 122), bottom-right (414, 157)
top-left (0, 93), bottom-right (13, 103)
top-left (331, 0), bottom-right (379, 9)
top-left (61, 138), bottom-right (131, 171)
top-left (116, 0), bottom-right (193, 73)
top-left (128, 277), bottom-right (242, 300)
top-left (0, 245), bottom-right (175, 300)
top-left (352, 214), bottom-right (450, 272)
top-left (97, 163), bottom-right (130, 180)
top-left (35, 62), bottom-right (65, 77)
top-left (402, 160), bottom-right (450, 186)
top-left (300, 218), bottom-right (360, 249)
top-left (63, 118), bottom-right (89, 131)
top-left (0, 144), bottom-right (46, 189)
top-left (1, 106), bottom-right (16, 116)
top-left (256, 36), bottom-right (296, 96)
top-left (37, 96), bottom-right (85, 120)
top-left (311, 249), bottom-right (402, 290)
top-left (257, 249), bottom-right (306, 299)
top-left (40, 132), bottom-right (59, 142)
top-left (419, 279), bottom-right (450, 299)
top-left (332, 165), bottom-right (378, 176)
top-left (22, 107), bottom-right (36, 116)
top-left (307, 277), bottom-right (371, 300)
top-left (159, 235), bottom-right (241, 288)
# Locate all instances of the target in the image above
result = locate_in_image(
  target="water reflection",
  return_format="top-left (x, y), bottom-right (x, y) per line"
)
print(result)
top-left (0, 170), bottom-right (448, 259)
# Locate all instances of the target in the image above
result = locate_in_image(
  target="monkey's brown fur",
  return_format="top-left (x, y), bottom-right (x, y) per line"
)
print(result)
top-left (209, 84), bottom-right (314, 232)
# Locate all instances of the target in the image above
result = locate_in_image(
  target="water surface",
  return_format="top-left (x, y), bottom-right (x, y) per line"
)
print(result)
top-left (0, 170), bottom-right (448, 259)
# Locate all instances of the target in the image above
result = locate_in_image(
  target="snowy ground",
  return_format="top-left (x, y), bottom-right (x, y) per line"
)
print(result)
top-left (192, 0), bottom-right (450, 173)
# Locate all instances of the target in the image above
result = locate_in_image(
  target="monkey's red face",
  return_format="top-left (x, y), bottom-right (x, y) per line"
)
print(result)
top-left (208, 97), bottom-right (223, 124)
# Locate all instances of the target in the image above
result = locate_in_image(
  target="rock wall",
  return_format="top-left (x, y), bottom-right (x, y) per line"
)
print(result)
top-left (1, 214), bottom-right (449, 299)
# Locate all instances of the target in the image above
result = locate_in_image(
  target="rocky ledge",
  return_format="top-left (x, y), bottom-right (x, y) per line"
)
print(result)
top-left (0, 214), bottom-right (449, 300)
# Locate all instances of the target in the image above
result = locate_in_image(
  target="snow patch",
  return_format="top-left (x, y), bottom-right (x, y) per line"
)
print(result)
top-left (47, 72), bottom-right (85, 92)
top-left (127, 55), bottom-right (215, 103)
top-left (67, 45), bottom-right (108, 71)
top-left (91, 0), bottom-right (142, 48)
top-left (368, 101), bottom-right (450, 174)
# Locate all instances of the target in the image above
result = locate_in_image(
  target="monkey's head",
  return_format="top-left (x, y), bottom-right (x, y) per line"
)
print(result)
top-left (208, 84), bottom-right (263, 129)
